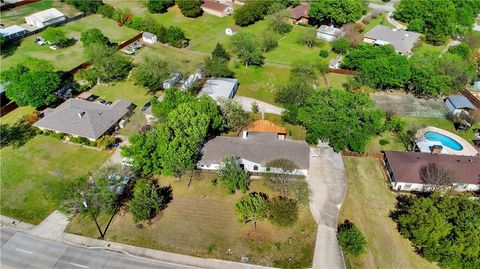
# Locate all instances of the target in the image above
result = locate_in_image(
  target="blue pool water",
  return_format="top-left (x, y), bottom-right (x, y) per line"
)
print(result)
top-left (424, 131), bottom-right (463, 151)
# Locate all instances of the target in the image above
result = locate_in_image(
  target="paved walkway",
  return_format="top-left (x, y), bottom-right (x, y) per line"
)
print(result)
top-left (28, 210), bottom-right (69, 241)
top-left (307, 143), bottom-right (347, 269)
top-left (0, 215), bottom-right (35, 231)
top-left (233, 96), bottom-right (284, 115)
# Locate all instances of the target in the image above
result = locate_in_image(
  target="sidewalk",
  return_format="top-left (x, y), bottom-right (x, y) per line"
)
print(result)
top-left (0, 215), bottom-right (35, 231)
top-left (28, 210), bottom-right (69, 241)
top-left (64, 233), bottom-right (275, 269)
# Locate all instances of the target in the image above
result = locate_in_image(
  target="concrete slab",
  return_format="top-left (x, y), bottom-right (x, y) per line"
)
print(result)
top-left (29, 210), bottom-right (69, 241)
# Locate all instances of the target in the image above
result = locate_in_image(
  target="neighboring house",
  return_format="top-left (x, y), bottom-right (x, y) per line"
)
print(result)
top-left (181, 68), bottom-right (203, 91)
top-left (316, 25), bottom-right (344, 42)
top-left (142, 32), bottom-right (157, 44)
top-left (198, 122), bottom-right (310, 175)
top-left (445, 95), bottom-right (475, 115)
top-left (162, 73), bottom-right (182, 89)
top-left (289, 4), bottom-right (309, 24)
top-left (363, 25), bottom-right (421, 56)
top-left (384, 151), bottom-right (480, 192)
top-left (34, 98), bottom-right (132, 141)
top-left (0, 25), bottom-right (28, 41)
top-left (329, 55), bottom-right (343, 69)
top-left (201, 1), bottom-right (234, 17)
top-left (219, 0), bottom-right (245, 5)
top-left (25, 8), bottom-right (66, 28)
top-left (198, 78), bottom-right (238, 101)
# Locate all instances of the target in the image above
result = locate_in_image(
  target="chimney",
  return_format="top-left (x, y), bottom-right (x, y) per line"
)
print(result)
top-left (242, 130), bottom-right (248, 139)
top-left (430, 145), bottom-right (443, 154)
top-left (78, 111), bottom-right (85, 118)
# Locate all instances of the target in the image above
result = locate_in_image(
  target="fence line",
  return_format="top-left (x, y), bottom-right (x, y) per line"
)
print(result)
top-left (328, 68), bottom-right (358, 75)
top-left (461, 89), bottom-right (480, 110)
top-left (0, 102), bottom-right (18, 117)
top-left (341, 150), bottom-right (385, 159)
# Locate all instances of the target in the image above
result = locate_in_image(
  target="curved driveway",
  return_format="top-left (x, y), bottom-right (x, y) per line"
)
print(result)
top-left (233, 96), bottom-right (284, 115)
top-left (307, 143), bottom-right (347, 269)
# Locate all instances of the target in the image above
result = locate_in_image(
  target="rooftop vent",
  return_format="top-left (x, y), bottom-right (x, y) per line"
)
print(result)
top-left (78, 111), bottom-right (85, 118)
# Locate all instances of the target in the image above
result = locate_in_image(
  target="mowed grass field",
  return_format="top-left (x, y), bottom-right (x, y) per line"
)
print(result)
top-left (340, 157), bottom-right (438, 269)
top-left (1, 15), bottom-right (139, 71)
top-left (67, 175), bottom-right (317, 267)
top-left (0, 135), bottom-right (110, 224)
top-left (0, 0), bottom-right (79, 26)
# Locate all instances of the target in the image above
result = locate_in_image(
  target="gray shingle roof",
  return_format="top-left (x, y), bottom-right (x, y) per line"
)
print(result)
top-left (199, 132), bottom-right (310, 169)
top-left (34, 98), bottom-right (131, 140)
top-left (364, 25), bottom-right (421, 54)
top-left (447, 95), bottom-right (475, 109)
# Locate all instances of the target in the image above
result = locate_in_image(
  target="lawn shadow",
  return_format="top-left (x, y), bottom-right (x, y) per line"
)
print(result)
top-left (0, 40), bottom-right (21, 58)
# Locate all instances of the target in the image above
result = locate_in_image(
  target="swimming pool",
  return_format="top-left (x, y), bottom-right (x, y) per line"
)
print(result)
top-left (424, 131), bottom-right (464, 151)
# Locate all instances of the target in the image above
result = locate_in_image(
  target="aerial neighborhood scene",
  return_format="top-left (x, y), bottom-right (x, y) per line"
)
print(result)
top-left (1, 0), bottom-right (480, 268)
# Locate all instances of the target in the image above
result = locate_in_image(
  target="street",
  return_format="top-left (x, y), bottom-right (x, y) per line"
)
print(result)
top-left (0, 227), bottom-right (197, 269)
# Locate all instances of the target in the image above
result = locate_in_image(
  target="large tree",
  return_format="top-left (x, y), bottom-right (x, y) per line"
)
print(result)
top-left (176, 0), bottom-right (202, 18)
top-left (151, 87), bottom-right (195, 119)
top-left (84, 43), bottom-right (132, 83)
top-left (146, 0), bottom-right (174, 13)
top-left (235, 192), bottom-right (268, 230)
top-left (297, 88), bottom-right (385, 152)
top-left (217, 155), bottom-right (250, 193)
top-left (1, 58), bottom-right (61, 107)
top-left (42, 27), bottom-right (69, 47)
top-left (308, 0), bottom-right (366, 25)
top-left (80, 28), bottom-right (110, 47)
top-left (133, 56), bottom-right (173, 92)
top-left (217, 98), bottom-right (250, 132)
top-left (211, 42), bottom-right (230, 61)
top-left (203, 56), bottom-right (234, 78)
top-left (230, 32), bottom-right (265, 67)
top-left (233, 0), bottom-right (271, 26)
top-left (264, 159), bottom-right (311, 204)
top-left (130, 179), bottom-right (164, 223)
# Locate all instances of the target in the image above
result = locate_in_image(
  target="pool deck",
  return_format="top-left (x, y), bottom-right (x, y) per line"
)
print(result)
top-left (417, 126), bottom-right (479, 156)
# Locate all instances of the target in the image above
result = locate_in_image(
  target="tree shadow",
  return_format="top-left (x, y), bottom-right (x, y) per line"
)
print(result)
top-left (0, 40), bottom-right (21, 58)
top-left (159, 185), bottom-right (173, 210)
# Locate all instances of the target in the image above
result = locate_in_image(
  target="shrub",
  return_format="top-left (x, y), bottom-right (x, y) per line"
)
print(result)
top-left (217, 156), bottom-right (250, 193)
top-left (319, 50), bottom-right (329, 58)
top-left (176, 0), bottom-right (202, 18)
top-left (332, 38), bottom-right (351, 54)
top-left (379, 138), bottom-right (390, 145)
top-left (96, 135), bottom-right (116, 150)
top-left (267, 197), bottom-right (298, 227)
top-left (337, 220), bottom-right (366, 256)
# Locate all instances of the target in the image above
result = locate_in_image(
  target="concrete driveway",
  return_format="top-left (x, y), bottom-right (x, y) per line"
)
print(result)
top-left (307, 143), bottom-right (347, 269)
top-left (233, 96), bottom-right (284, 115)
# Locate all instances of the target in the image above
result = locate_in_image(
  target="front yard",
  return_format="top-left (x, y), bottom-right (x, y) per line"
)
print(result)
top-left (340, 157), bottom-right (438, 269)
top-left (67, 175), bottom-right (317, 268)
top-left (0, 135), bottom-right (111, 224)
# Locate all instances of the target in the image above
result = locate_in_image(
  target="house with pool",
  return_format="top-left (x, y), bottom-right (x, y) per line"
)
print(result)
top-left (384, 151), bottom-right (480, 192)
top-left (415, 127), bottom-right (478, 156)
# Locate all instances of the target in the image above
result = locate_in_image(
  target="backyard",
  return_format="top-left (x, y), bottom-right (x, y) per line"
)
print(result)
top-left (1, 14), bottom-right (139, 71)
top-left (67, 175), bottom-right (317, 268)
top-left (0, 0), bottom-right (79, 26)
top-left (340, 157), bottom-right (438, 269)
top-left (0, 135), bottom-right (111, 224)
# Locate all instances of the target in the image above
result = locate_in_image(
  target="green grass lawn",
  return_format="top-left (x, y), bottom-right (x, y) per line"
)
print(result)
top-left (0, 106), bottom-right (35, 125)
top-left (1, 15), bottom-right (139, 71)
top-left (363, 12), bottom-right (394, 32)
top-left (0, 135), bottom-right (111, 224)
top-left (318, 73), bottom-right (353, 89)
top-left (412, 41), bottom-right (447, 55)
top-left (103, 0), bottom-right (147, 15)
top-left (0, 0), bottom-right (79, 26)
top-left (67, 174), bottom-right (317, 267)
top-left (340, 157), bottom-right (439, 269)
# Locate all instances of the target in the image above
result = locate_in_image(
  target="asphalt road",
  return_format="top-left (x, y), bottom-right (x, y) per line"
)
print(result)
top-left (0, 227), bottom-right (197, 269)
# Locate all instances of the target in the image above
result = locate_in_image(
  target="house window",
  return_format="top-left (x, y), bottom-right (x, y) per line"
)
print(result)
top-left (253, 165), bottom-right (258, 171)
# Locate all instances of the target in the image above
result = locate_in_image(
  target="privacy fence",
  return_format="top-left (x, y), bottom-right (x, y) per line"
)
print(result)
top-left (341, 150), bottom-right (385, 159)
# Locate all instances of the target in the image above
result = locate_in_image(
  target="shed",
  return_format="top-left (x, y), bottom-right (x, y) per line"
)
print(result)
top-left (142, 32), bottom-right (157, 44)
top-left (445, 95), bottom-right (475, 115)
top-left (0, 25), bottom-right (28, 41)
top-left (25, 8), bottom-right (66, 28)
top-left (198, 78), bottom-right (238, 101)
top-left (316, 25), bottom-right (344, 42)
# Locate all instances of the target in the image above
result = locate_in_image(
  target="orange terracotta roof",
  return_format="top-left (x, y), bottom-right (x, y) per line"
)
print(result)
top-left (248, 120), bottom-right (287, 134)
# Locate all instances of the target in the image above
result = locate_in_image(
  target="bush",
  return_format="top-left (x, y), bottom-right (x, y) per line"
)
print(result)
top-left (319, 50), bottom-right (329, 58)
top-left (97, 4), bottom-right (115, 18)
top-left (332, 38), bottom-right (351, 54)
top-left (96, 135), bottom-right (116, 149)
top-left (176, 0), bottom-right (202, 18)
top-left (379, 138), bottom-right (390, 145)
top-left (165, 26), bottom-right (186, 48)
top-left (267, 197), bottom-right (298, 227)
top-left (337, 220), bottom-right (366, 256)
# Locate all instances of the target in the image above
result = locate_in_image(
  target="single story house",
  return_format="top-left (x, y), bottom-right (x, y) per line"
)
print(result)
top-left (34, 98), bottom-right (132, 141)
top-left (384, 151), bottom-right (480, 192)
top-left (444, 95), bottom-right (475, 115)
top-left (25, 8), bottom-right (66, 28)
top-left (0, 25), bottom-right (28, 41)
top-left (201, 1), bottom-right (233, 17)
top-left (363, 25), bottom-right (421, 56)
top-left (198, 122), bottom-right (310, 175)
top-left (162, 73), bottom-right (182, 89)
top-left (142, 32), bottom-right (157, 44)
top-left (316, 25), bottom-right (344, 42)
top-left (289, 4), bottom-right (309, 24)
top-left (198, 78), bottom-right (238, 101)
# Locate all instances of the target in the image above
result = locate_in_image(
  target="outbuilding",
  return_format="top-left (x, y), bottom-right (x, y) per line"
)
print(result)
top-left (0, 25), bottom-right (28, 41)
top-left (25, 8), bottom-right (66, 28)
top-left (198, 78), bottom-right (238, 101)
top-left (201, 1), bottom-right (233, 17)
top-left (142, 32), bottom-right (157, 44)
top-left (316, 25), bottom-right (344, 42)
top-left (445, 95), bottom-right (475, 115)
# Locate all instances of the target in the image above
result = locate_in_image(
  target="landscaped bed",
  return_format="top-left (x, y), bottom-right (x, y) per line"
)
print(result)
top-left (66, 175), bottom-right (317, 267)
top-left (0, 135), bottom-right (111, 224)
top-left (340, 157), bottom-right (438, 269)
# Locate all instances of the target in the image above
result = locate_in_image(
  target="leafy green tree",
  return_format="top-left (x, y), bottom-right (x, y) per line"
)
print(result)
top-left (407, 18), bottom-right (425, 32)
top-left (96, 135), bottom-right (116, 150)
top-left (269, 9), bottom-right (292, 34)
top-left (297, 88), bottom-right (385, 151)
top-left (234, 0), bottom-right (270, 26)
top-left (235, 192), bottom-right (268, 230)
top-left (261, 30), bottom-right (279, 52)
top-left (211, 42), bottom-right (230, 61)
top-left (408, 51), bottom-right (452, 96)
top-left (203, 56), bottom-right (234, 78)
top-left (439, 52), bottom-right (476, 91)
top-left (218, 97), bottom-right (250, 131)
top-left (147, 0), bottom-right (174, 13)
top-left (121, 131), bottom-right (162, 176)
top-left (130, 179), bottom-right (164, 222)
top-left (447, 43), bottom-right (472, 60)
top-left (267, 197), bottom-right (298, 227)
top-left (1, 58), bottom-right (61, 107)
top-left (337, 220), bottom-right (367, 256)
top-left (133, 56), bottom-right (173, 92)
top-left (176, 0), bottom-right (202, 18)
top-left (80, 28), bottom-right (110, 47)
top-left (392, 193), bottom-right (480, 269)
top-left (332, 38), bottom-right (350, 54)
top-left (151, 88), bottom-right (194, 119)
top-left (230, 32), bottom-right (265, 67)
top-left (42, 27), bottom-right (69, 47)
top-left (297, 27), bottom-right (321, 48)
top-left (84, 43), bottom-right (132, 83)
top-left (65, 0), bottom-right (102, 13)
top-left (165, 26), bottom-right (186, 47)
top-left (113, 7), bottom-right (133, 24)
top-left (308, 0), bottom-right (366, 25)
top-left (217, 155), bottom-right (250, 193)
top-left (97, 4), bottom-right (115, 18)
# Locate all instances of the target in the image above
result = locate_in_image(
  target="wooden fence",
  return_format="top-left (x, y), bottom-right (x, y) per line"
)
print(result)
top-left (1, 0), bottom-right (40, 11)
top-left (328, 68), bottom-right (358, 75)
top-left (341, 150), bottom-right (385, 159)
top-left (0, 102), bottom-right (19, 117)
top-left (461, 89), bottom-right (480, 110)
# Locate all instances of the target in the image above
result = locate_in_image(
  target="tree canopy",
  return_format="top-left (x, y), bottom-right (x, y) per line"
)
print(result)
top-left (176, 0), bottom-right (202, 18)
top-left (308, 0), bottom-right (366, 25)
top-left (146, 0), bottom-right (174, 13)
top-left (133, 56), bottom-right (173, 92)
top-left (83, 43), bottom-right (132, 83)
top-left (130, 179), bottom-right (164, 222)
top-left (235, 192), bottom-right (268, 230)
top-left (337, 220), bottom-right (367, 256)
top-left (218, 98), bottom-right (250, 132)
top-left (230, 32), bottom-right (265, 67)
top-left (80, 28), bottom-right (110, 47)
top-left (216, 155), bottom-right (250, 193)
top-left (203, 56), bottom-right (234, 78)
top-left (1, 58), bottom-right (61, 107)
top-left (267, 197), bottom-right (298, 227)
top-left (42, 27), bottom-right (69, 47)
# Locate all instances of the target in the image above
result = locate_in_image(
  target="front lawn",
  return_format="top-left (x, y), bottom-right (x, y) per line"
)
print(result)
top-left (67, 174), bottom-right (317, 267)
top-left (1, 15), bottom-right (139, 71)
top-left (0, 135), bottom-right (111, 224)
top-left (340, 157), bottom-right (438, 269)
top-left (0, 0), bottom-right (79, 26)
top-left (0, 106), bottom-right (35, 125)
